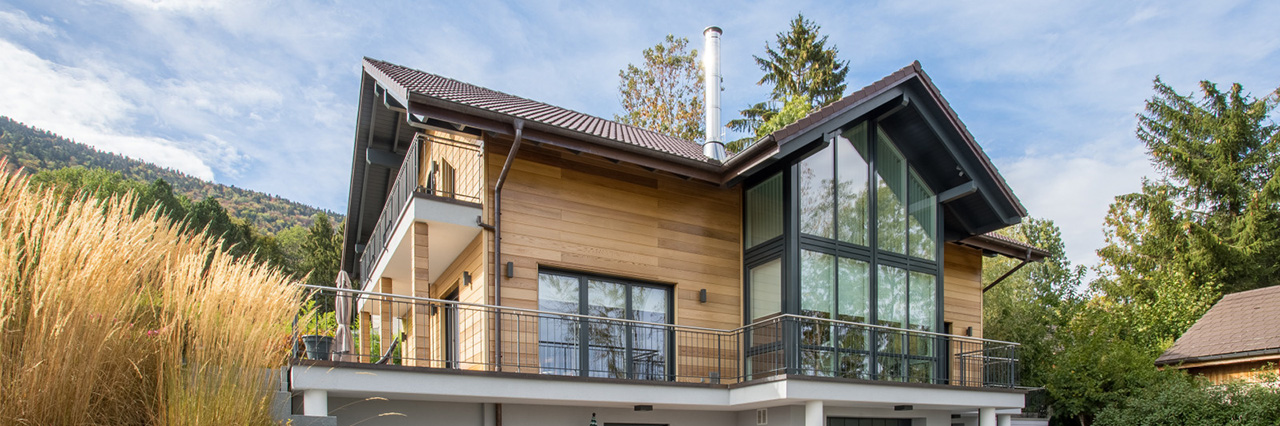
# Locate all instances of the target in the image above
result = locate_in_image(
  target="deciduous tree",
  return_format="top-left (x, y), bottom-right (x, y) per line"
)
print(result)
top-left (616, 35), bottom-right (704, 142)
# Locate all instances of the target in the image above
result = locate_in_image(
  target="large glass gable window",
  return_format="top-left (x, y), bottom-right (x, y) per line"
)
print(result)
top-left (743, 120), bottom-right (942, 383)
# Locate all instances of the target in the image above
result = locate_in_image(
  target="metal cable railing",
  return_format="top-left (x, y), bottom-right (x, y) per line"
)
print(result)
top-left (294, 285), bottom-right (1019, 388)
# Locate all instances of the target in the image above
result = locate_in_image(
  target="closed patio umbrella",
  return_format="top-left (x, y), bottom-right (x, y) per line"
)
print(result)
top-left (333, 271), bottom-right (354, 362)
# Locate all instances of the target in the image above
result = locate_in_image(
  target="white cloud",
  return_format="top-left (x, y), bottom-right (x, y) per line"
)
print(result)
top-left (998, 139), bottom-right (1156, 274)
top-left (0, 39), bottom-right (215, 179)
top-left (0, 8), bottom-right (55, 37)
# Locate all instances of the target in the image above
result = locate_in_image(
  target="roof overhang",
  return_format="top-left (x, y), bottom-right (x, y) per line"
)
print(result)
top-left (738, 63), bottom-right (1028, 240)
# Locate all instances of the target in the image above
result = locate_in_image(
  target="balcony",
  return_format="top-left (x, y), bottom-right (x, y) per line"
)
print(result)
top-left (358, 130), bottom-right (483, 290)
top-left (293, 286), bottom-right (1020, 391)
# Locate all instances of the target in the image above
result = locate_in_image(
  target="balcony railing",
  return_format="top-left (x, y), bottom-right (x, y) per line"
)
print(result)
top-left (295, 285), bottom-right (1019, 389)
top-left (357, 132), bottom-right (482, 287)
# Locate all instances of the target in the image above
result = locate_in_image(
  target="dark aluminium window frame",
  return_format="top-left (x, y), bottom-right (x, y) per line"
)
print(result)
top-left (742, 117), bottom-right (946, 382)
top-left (536, 268), bottom-right (677, 380)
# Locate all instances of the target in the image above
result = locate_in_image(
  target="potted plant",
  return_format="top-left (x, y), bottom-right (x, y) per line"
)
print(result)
top-left (299, 299), bottom-right (337, 361)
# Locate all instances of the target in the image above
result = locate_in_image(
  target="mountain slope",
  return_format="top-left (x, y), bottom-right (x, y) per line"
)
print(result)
top-left (0, 116), bottom-right (340, 233)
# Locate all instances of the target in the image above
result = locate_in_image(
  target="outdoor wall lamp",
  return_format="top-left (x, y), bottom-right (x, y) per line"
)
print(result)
top-left (505, 261), bottom-right (514, 278)
top-left (699, 289), bottom-right (708, 303)
top-left (463, 271), bottom-right (472, 286)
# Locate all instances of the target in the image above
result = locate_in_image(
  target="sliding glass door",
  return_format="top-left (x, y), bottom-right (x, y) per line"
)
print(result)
top-left (538, 271), bottom-right (672, 379)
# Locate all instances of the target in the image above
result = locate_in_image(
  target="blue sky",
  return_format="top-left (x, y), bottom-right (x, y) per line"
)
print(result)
top-left (1, 0), bottom-right (1278, 270)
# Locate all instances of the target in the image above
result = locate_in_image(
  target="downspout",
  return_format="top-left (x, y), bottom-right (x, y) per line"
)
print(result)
top-left (983, 246), bottom-right (1033, 293)
top-left (493, 119), bottom-right (523, 371)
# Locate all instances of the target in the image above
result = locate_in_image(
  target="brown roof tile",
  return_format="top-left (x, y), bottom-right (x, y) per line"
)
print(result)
top-left (1156, 285), bottom-right (1280, 365)
top-left (365, 58), bottom-right (710, 162)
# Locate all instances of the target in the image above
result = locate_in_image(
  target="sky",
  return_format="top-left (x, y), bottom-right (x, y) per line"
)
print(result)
top-left (1, 0), bottom-right (1278, 273)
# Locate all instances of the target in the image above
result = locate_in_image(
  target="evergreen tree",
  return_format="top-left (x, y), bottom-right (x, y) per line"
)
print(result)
top-left (616, 35), bottom-right (705, 142)
top-left (753, 14), bottom-right (850, 108)
top-left (728, 14), bottom-right (849, 152)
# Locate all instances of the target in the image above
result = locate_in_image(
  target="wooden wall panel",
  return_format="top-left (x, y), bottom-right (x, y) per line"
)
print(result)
top-left (1189, 360), bottom-right (1280, 384)
top-left (943, 243), bottom-right (983, 339)
top-left (485, 138), bottom-right (742, 379)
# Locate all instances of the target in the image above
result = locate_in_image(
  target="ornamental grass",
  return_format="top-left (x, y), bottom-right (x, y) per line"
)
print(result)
top-left (0, 159), bottom-right (304, 425)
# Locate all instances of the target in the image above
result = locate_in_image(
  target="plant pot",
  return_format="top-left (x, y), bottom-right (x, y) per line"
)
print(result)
top-left (301, 335), bottom-right (334, 361)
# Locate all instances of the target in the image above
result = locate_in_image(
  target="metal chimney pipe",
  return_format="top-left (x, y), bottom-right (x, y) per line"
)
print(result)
top-left (702, 26), bottom-right (726, 162)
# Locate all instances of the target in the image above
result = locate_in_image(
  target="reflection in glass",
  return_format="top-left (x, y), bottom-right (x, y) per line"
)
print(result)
top-left (836, 257), bottom-right (870, 378)
top-left (837, 123), bottom-right (871, 246)
top-left (908, 271), bottom-right (937, 383)
top-left (875, 129), bottom-right (907, 254)
top-left (587, 280), bottom-right (627, 378)
top-left (800, 250), bottom-right (835, 375)
top-left (908, 172), bottom-right (937, 260)
top-left (538, 273), bottom-right (580, 375)
top-left (746, 173), bottom-right (784, 248)
top-left (876, 265), bottom-right (908, 381)
top-left (631, 285), bottom-right (669, 380)
top-left (800, 144), bottom-right (835, 239)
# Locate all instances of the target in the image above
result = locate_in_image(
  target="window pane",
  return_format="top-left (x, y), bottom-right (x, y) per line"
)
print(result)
top-left (908, 172), bottom-right (937, 260)
top-left (837, 123), bottom-right (871, 246)
top-left (875, 128), bottom-right (907, 254)
top-left (538, 273), bottom-right (580, 375)
top-left (750, 259), bottom-right (782, 321)
top-left (799, 144), bottom-right (835, 239)
top-left (631, 285), bottom-right (669, 380)
top-left (586, 280), bottom-right (627, 378)
top-left (800, 250), bottom-right (834, 375)
top-left (908, 271), bottom-right (937, 383)
top-left (800, 250), bottom-right (835, 319)
top-left (746, 173), bottom-right (783, 248)
top-left (837, 257), bottom-right (869, 324)
top-left (876, 265), bottom-right (907, 381)
top-left (835, 257), bottom-right (870, 379)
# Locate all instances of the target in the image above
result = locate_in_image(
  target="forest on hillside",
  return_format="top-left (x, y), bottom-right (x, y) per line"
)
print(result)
top-left (0, 116), bottom-right (340, 233)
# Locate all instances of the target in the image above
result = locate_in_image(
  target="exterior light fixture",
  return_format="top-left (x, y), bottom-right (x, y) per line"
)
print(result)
top-left (699, 289), bottom-right (708, 303)
top-left (634, 405), bottom-right (653, 412)
top-left (463, 271), bottom-right (472, 286)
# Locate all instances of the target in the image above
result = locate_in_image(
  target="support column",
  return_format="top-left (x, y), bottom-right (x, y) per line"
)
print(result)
top-left (410, 222), bottom-right (431, 367)
top-left (359, 311), bottom-right (372, 362)
top-left (379, 277), bottom-right (394, 363)
top-left (978, 408), bottom-right (996, 426)
top-left (805, 400), bottom-right (824, 426)
top-left (997, 414), bottom-right (1011, 426)
top-left (302, 389), bottom-right (328, 416)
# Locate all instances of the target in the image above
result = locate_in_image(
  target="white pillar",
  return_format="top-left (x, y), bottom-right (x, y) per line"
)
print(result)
top-left (997, 414), bottom-right (1012, 426)
top-left (978, 408), bottom-right (996, 426)
top-left (805, 400), bottom-right (824, 426)
top-left (483, 403), bottom-right (496, 426)
top-left (302, 389), bottom-right (328, 416)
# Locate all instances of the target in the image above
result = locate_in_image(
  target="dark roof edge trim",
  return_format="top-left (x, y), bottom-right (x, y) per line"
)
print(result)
top-left (1155, 347), bottom-right (1280, 367)
top-left (955, 234), bottom-right (1050, 261)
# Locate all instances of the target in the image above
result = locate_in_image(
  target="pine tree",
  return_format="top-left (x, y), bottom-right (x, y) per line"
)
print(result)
top-left (753, 14), bottom-right (850, 108)
top-left (615, 35), bottom-right (704, 142)
top-left (728, 14), bottom-right (849, 153)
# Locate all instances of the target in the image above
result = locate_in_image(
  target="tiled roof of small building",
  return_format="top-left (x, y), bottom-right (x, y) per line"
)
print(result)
top-left (1156, 285), bottom-right (1280, 365)
top-left (365, 58), bottom-right (710, 162)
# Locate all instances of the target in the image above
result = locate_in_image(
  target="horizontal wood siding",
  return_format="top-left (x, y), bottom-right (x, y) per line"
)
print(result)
top-left (1188, 360), bottom-right (1280, 384)
top-left (486, 137), bottom-right (742, 380)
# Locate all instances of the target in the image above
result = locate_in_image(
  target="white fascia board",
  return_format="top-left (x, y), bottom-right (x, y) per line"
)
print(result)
top-left (292, 367), bottom-right (1025, 411)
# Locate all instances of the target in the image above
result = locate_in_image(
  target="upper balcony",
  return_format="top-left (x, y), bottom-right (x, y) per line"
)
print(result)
top-left (292, 286), bottom-right (1023, 411)
top-left (357, 129), bottom-right (483, 291)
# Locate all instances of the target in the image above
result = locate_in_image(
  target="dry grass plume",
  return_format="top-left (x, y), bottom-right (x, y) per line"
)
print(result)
top-left (0, 159), bottom-right (303, 425)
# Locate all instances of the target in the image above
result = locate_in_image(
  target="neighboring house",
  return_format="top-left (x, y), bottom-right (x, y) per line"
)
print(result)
top-left (289, 36), bottom-right (1049, 426)
top-left (1155, 285), bottom-right (1280, 384)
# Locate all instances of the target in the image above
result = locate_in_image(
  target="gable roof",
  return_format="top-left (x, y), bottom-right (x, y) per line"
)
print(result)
top-left (759, 61), bottom-right (1026, 218)
top-left (364, 58), bottom-right (710, 163)
top-left (1156, 285), bottom-right (1280, 365)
